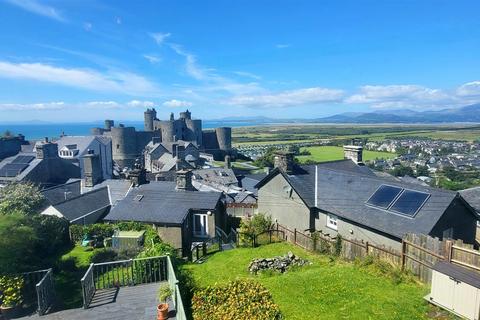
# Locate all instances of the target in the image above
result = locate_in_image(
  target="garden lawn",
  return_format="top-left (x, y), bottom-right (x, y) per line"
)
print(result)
top-left (55, 245), bottom-right (98, 309)
top-left (297, 146), bottom-right (396, 164)
top-left (182, 243), bottom-right (432, 320)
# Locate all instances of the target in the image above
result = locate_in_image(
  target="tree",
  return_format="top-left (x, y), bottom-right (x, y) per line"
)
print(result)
top-left (416, 165), bottom-right (429, 177)
top-left (253, 148), bottom-right (277, 168)
top-left (0, 182), bottom-right (45, 216)
top-left (391, 165), bottom-right (414, 177)
top-left (0, 214), bottom-right (37, 274)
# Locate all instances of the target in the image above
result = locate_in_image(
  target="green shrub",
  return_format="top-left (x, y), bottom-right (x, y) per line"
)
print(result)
top-left (90, 248), bottom-right (118, 263)
top-left (192, 279), bottom-right (282, 320)
top-left (0, 276), bottom-right (24, 307)
top-left (239, 213), bottom-right (273, 246)
top-left (137, 242), bottom-right (176, 258)
top-left (0, 182), bottom-right (45, 216)
top-left (56, 257), bottom-right (78, 272)
top-left (29, 215), bottom-right (70, 256)
top-left (116, 247), bottom-right (141, 260)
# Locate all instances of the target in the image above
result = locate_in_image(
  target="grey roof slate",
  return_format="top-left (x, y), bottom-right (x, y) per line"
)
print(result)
top-left (83, 179), bottom-right (132, 206)
top-left (42, 180), bottom-right (82, 205)
top-left (256, 160), bottom-right (462, 239)
top-left (104, 181), bottom-right (222, 225)
top-left (460, 187), bottom-right (480, 214)
top-left (52, 186), bottom-right (110, 222)
top-left (193, 168), bottom-right (238, 186)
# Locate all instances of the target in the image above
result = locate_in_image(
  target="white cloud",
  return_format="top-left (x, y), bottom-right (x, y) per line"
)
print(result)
top-left (143, 54), bottom-right (161, 64)
top-left (5, 0), bottom-right (66, 22)
top-left (234, 71), bottom-right (261, 80)
top-left (0, 61), bottom-right (160, 96)
top-left (86, 101), bottom-right (120, 108)
top-left (457, 81), bottom-right (480, 97)
top-left (163, 99), bottom-right (192, 108)
top-left (115, 17), bottom-right (122, 25)
top-left (227, 87), bottom-right (344, 108)
top-left (345, 85), bottom-right (454, 109)
top-left (150, 32), bottom-right (171, 45)
top-left (276, 44), bottom-right (291, 49)
top-left (127, 100), bottom-right (155, 108)
top-left (84, 22), bottom-right (92, 31)
top-left (0, 102), bottom-right (65, 111)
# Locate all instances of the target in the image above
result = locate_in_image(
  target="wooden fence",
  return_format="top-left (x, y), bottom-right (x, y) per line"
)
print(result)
top-left (275, 223), bottom-right (480, 284)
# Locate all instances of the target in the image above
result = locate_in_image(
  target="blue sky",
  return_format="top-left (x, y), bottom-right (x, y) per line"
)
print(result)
top-left (0, 0), bottom-right (479, 122)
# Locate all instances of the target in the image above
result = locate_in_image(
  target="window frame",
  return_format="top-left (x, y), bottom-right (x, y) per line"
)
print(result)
top-left (326, 213), bottom-right (338, 231)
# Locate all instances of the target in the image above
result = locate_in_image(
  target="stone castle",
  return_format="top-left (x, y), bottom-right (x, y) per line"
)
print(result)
top-left (91, 108), bottom-right (232, 168)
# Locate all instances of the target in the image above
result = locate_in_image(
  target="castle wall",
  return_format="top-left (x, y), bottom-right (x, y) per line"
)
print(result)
top-left (215, 127), bottom-right (232, 151)
top-left (111, 126), bottom-right (138, 168)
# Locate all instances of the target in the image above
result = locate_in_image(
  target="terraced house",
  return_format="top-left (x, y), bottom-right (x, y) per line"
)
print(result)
top-left (256, 147), bottom-right (479, 251)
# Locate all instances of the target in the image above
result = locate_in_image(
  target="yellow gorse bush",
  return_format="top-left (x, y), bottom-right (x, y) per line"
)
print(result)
top-left (192, 279), bottom-right (282, 320)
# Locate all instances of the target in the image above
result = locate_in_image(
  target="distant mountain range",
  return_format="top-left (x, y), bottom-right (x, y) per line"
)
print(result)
top-left (315, 104), bottom-right (480, 123)
top-left (218, 104), bottom-right (480, 124)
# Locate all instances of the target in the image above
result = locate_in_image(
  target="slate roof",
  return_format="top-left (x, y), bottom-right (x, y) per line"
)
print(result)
top-left (256, 160), bottom-right (464, 239)
top-left (193, 168), bottom-right (238, 186)
top-left (82, 179), bottom-right (132, 206)
top-left (460, 187), bottom-right (480, 214)
top-left (104, 181), bottom-right (222, 225)
top-left (55, 136), bottom-right (110, 155)
top-left (0, 152), bottom-right (43, 182)
top-left (42, 180), bottom-right (82, 205)
top-left (51, 186), bottom-right (111, 222)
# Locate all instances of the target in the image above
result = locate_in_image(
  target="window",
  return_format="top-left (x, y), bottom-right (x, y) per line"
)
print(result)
top-left (193, 213), bottom-right (208, 237)
top-left (326, 214), bottom-right (338, 231)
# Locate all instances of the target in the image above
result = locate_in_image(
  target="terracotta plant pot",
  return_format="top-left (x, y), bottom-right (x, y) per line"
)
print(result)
top-left (157, 303), bottom-right (169, 320)
top-left (0, 305), bottom-right (20, 319)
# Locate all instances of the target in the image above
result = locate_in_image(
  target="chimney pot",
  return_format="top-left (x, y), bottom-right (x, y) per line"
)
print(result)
top-left (273, 151), bottom-right (294, 174)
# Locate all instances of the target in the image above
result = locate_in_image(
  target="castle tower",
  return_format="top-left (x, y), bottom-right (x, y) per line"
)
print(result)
top-left (215, 127), bottom-right (232, 151)
top-left (179, 109), bottom-right (192, 120)
top-left (111, 125), bottom-right (138, 168)
top-left (104, 120), bottom-right (114, 130)
top-left (144, 108), bottom-right (156, 132)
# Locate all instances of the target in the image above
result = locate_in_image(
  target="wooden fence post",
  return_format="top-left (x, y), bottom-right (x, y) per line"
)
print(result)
top-left (445, 240), bottom-right (453, 262)
top-left (294, 228), bottom-right (297, 244)
top-left (401, 240), bottom-right (406, 270)
top-left (365, 241), bottom-right (369, 255)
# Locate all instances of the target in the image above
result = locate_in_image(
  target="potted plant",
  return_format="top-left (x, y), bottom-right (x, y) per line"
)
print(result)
top-left (157, 284), bottom-right (172, 320)
top-left (0, 276), bottom-right (24, 319)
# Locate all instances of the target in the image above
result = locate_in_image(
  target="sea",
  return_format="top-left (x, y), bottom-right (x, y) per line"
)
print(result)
top-left (0, 120), bottom-right (267, 140)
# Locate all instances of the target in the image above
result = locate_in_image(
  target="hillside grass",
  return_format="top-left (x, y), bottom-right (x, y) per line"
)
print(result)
top-left (297, 146), bottom-right (396, 164)
top-left (182, 242), bottom-right (440, 320)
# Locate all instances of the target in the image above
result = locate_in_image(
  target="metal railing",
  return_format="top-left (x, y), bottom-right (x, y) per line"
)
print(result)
top-left (35, 269), bottom-right (55, 316)
top-left (236, 229), bottom-right (285, 247)
top-left (81, 264), bottom-right (95, 309)
top-left (81, 256), bottom-right (178, 307)
top-left (190, 236), bottom-right (222, 262)
top-left (166, 255), bottom-right (187, 320)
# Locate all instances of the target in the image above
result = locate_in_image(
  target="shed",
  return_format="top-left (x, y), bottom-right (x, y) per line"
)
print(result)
top-left (112, 230), bottom-right (146, 250)
top-left (427, 261), bottom-right (480, 320)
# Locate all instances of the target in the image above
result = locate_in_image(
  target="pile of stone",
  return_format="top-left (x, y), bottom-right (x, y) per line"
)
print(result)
top-left (248, 251), bottom-right (311, 274)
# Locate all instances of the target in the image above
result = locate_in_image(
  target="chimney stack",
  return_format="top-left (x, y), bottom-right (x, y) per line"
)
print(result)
top-left (83, 149), bottom-right (103, 187)
top-left (274, 151), bottom-right (294, 174)
top-left (176, 169), bottom-right (194, 191)
top-left (35, 140), bottom-right (59, 159)
top-left (343, 145), bottom-right (364, 165)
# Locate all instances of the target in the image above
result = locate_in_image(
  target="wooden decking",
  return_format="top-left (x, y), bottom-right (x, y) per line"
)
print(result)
top-left (18, 282), bottom-right (176, 320)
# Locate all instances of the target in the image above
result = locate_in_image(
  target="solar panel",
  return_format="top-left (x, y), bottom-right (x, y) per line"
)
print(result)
top-left (390, 190), bottom-right (430, 217)
top-left (11, 155), bottom-right (35, 164)
top-left (366, 185), bottom-right (403, 209)
top-left (0, 163), bottom-right (28, 177)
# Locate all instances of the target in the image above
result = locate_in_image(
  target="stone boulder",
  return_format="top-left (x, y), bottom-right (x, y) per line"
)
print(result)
top-left (248, 251), bottom-right (311, 274)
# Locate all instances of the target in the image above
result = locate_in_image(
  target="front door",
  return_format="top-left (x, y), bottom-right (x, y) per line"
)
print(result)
top-left (193, 214), bottom-right (208, 237)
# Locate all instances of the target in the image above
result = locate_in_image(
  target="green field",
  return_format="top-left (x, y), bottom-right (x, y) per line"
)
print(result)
top-left (297, 146), bottom-right (397, 164)
top-left (183, 242), bottom-right (442, 320)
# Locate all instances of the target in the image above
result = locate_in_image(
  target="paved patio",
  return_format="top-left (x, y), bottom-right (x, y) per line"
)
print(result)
top-left (17, 282), bottom-right (176, 320)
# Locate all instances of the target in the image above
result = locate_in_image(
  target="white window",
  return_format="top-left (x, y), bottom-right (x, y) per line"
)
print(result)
top-left (193, 214), bottom-right (208, 237)
top-left (326, 214), bottom-right (338, 231)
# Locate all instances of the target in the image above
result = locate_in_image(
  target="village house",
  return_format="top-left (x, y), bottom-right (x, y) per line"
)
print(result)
top-left (255, 147), bottom-right (479, 251)
top-left (104, 170), bottom-right (226, 256)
